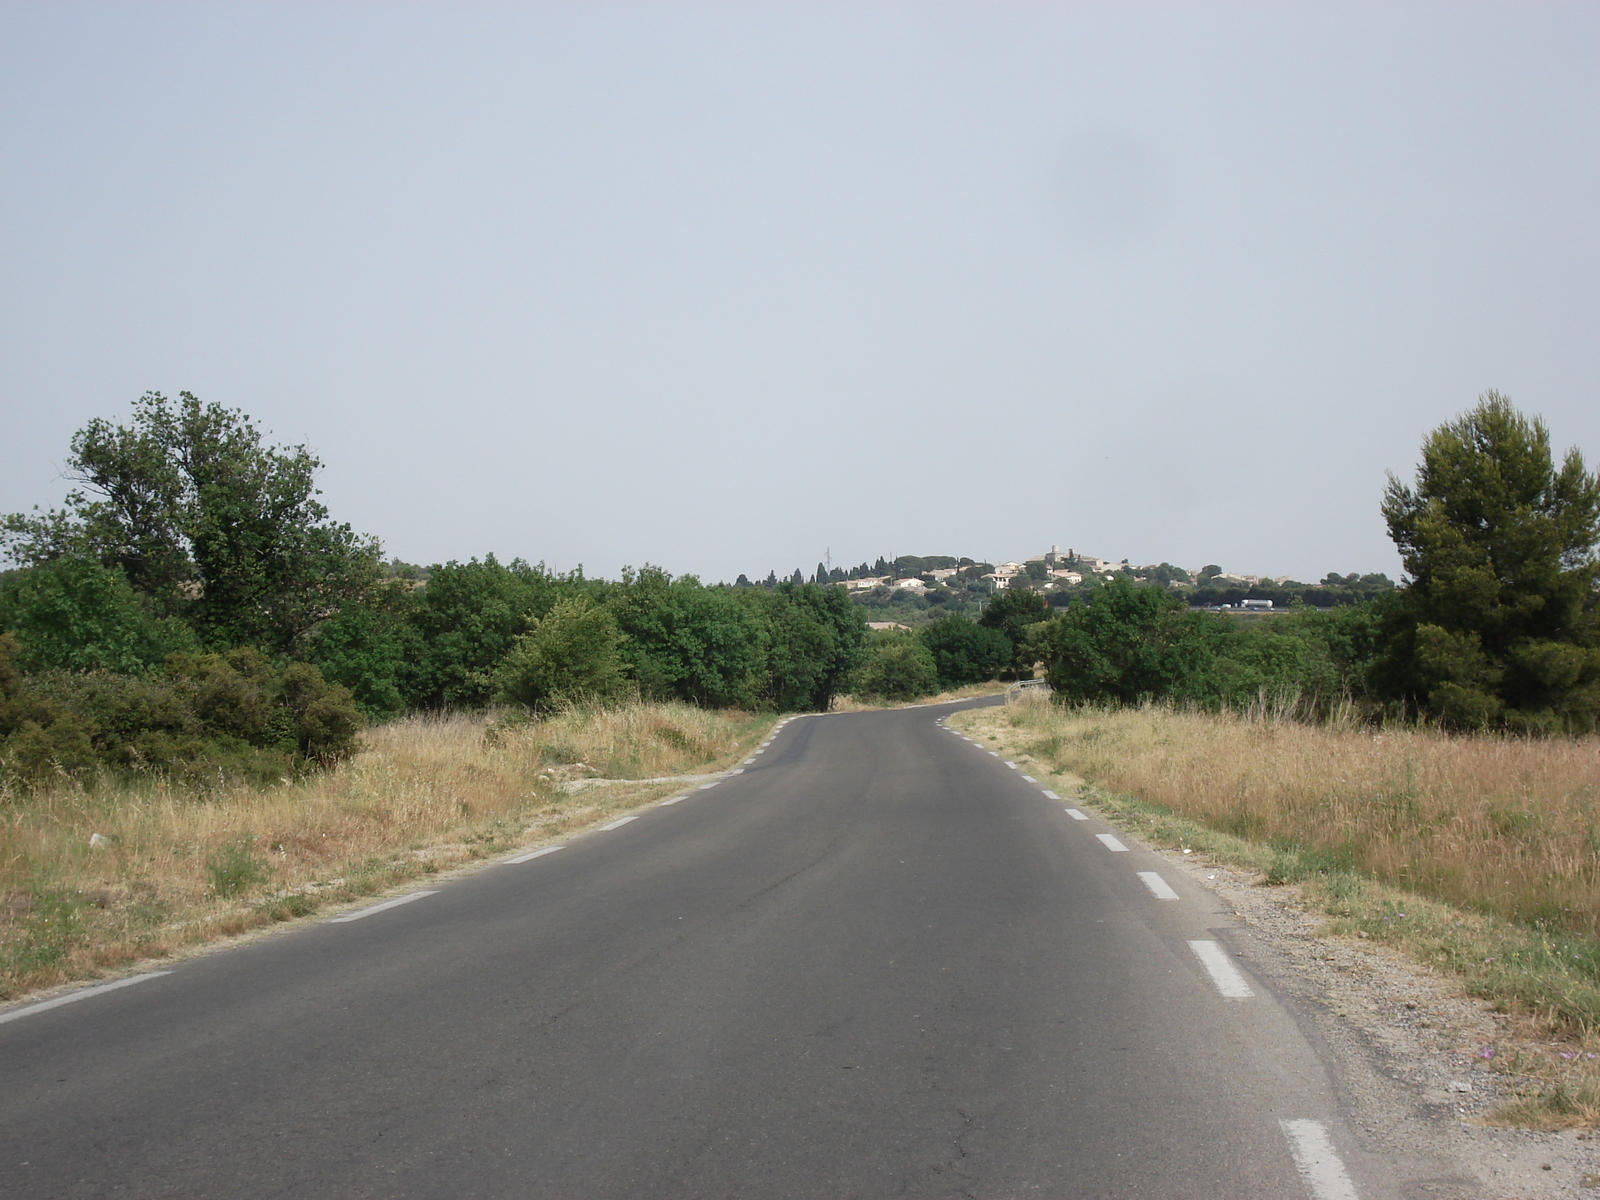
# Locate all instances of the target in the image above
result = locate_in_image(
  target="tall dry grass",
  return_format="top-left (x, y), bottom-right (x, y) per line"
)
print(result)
top-left (958, 698), bottom-right (1600, 1123)
top-left (999, 696), bottom-right (1600, 938)
top-left (0, 702), bottom-right (771, 1002)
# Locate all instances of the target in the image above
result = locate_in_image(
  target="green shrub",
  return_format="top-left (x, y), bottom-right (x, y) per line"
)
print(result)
top-left (851, 630), bottom-right (939, 702)
top-left (207, 835), bottom-right (270, 898)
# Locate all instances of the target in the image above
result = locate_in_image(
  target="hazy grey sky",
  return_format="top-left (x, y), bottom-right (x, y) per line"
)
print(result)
top-left (3, 3), bottom-right (1596, 584)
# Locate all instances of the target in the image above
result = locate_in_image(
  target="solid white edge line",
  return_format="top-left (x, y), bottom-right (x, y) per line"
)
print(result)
top-left (597, 813), bottom-right (640, 830)
top-left (328, 890), bottom-right (439, 923)
top-left (1137, 871), bottom-right (1179, 900)
top-left (505, 845), bottom-right (565, 864)
top-left (1096, 833), bottom-right (1129, 851)
top-left (0, 971), bottom-right (171, 1026)
top-left (1188, 940), bottom-right (1255, 998)
top-left (1065, 808), bottom-right (1088, 820)
top-left (1279, 1119), bottom-right (1360, 1200)
top-left (1041, 789), bottom-right (1061, 800)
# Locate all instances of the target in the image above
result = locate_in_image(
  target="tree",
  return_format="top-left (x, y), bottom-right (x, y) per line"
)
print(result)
top-left (307, 588), bottom-right (418, 720)
top-left (919, 614), bottom-right (1011, 687)
top-left (851, 630), bottom-right (938, 701)
top-left (400, 556), bottom-right (560, 709)
top-left (1034, 579), bottom-right (1226, 704)
top-left (753, 582), bottom-right (867, 710)
top-left (2, 393), bottom-right (382, 654)
top-left (606, 568), bottom-right (766, 707)
top-left (0, 555), bottom-right (197, 672)
top-left (978, 589), bottom-right (1050, 678)
top-left (492, 595), bottom-right (630, 709)
top-left (1372, 392), bottom-right (1600, 732)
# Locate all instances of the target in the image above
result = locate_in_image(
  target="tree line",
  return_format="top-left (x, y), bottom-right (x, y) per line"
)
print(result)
top-left (0, 394), bottom-right (866, 787)
top-left (3, 389), bottom-right (1596, 791)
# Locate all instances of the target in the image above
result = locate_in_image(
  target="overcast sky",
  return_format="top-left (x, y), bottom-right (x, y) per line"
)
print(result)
top-left (3, 3), bottom-right (1595, 584)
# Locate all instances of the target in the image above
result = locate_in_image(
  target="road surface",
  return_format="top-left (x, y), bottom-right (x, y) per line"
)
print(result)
top-left (1, 699), bottom-right (1376, 1198)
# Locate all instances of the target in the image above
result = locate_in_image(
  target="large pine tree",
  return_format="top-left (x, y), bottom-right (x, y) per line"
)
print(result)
top-left (1373, 391), bottom-right (1600, 732)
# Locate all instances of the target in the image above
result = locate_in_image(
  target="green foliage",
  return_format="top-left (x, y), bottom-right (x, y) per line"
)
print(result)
top-left (1374, 392), bottom-right (1600, 732)
top-left (2, 392), bottom-right (383, 655)
top-left (851, 629), bottom-right (939, 701)
top-left (919, 613), bottom-right (1011, 687)
top-left (755, 582), bottom-right (867, 711)
top-left (606, 568), bottom-right (766, 707)
top-left (492, 595), bottom-right (630, 709)
top-left (207, 835), bottom-right (270, 898)
top-left (307, 593), bottom-right (418, 719)
top-left (1034, 580), bottom-right (1228, 704)
top-left (979, 589), bottom-right (1050, 678)
top-left (0, 555), bottom-right (197, 673)
top-left (401, 556), bottom-right (560, 709)
top-left (1210, 604), bottom-right (1383, 711)
top-left (0, 640), bottom-right (361, 790)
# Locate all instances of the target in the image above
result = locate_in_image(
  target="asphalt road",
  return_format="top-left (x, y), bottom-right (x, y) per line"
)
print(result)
top-left (1, 699), bottom-right (1378, 1198)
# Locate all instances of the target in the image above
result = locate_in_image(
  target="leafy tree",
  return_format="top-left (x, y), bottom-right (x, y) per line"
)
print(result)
top-left (978, 589), bottom-right (1050, 678)
top-left (1372, 392), bottom-right (1600, 732)
top-left (606, 568), bottom-right (766, 707)
top-left (851, 630), bottom-right (938, 701)
top-left (1034, 579), bottom-right (1226, 704)
top-left (307, 590), bottom-right (419, 720)
top-left (1198, 564), bottom-right (1223, 583)
top-left (0, 555), bottom-right (197, 672)
top-left (400, 556), bottom-right (560, 709)
top-left (919, 614), bottom-right (1011, 687)
top-left (2, 392), bottom-right (382, 654)
top-left (754, 582), bottom-right (867, 710)
top-left (492, 595), bottom-right (630, 709)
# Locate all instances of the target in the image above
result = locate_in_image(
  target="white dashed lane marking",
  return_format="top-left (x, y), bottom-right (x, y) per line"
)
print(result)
top-left (1137, 871), bottom-right (1179, 901)
top-left (328, 891), bottom-right (439, 923)
top-left (597, 814), bottom-right (640, 831)
top-left (1188, 940), bottom-right (1255, 999)
top-left (1065, 808), bottom-right (1088, 821)
top-left (1004, 761), bottom-right (1018, 769)
top-left (657, 795), bottom-right (687, 806)
top-left (1279, 1119), bottom-right (1360, 1200)
top-left (698, 782), bottom-right (719, 790)
top-left (0, 972), bottom-right (171, 1026)
top-left (1021, 775), bottom-right (1036, 782)
top-left (1096, 834), bottom-right (1129, 852)
top-left (1041, 790), bottom-right (1060, 800)
top-left (504, 845), bottom-right (565, 864)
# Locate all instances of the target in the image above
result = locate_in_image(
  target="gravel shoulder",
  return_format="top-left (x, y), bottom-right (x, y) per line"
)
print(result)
top-left (1159, 841), bottom-right (1600, 1199)
top-left (953, 706), bottom-right (1600, 1199)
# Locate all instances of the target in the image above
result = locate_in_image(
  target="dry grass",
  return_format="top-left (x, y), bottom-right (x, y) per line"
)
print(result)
top-left (953, 696), bottom-right (1600, 1127)
top-left (0, 702), bottom-right (773, 1003)
top-left (997, 696), bottom-right (1600, 936)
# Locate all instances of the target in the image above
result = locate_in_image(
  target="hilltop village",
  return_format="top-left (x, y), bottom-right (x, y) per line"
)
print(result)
top-left (733, 546), bottom-right (1395, 626)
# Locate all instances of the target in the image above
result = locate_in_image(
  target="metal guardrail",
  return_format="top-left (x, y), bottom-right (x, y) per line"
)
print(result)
top-left (1005, 679), bottom-right (1054, 702)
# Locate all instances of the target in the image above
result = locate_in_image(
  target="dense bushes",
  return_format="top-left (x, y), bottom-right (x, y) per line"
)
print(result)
top-left (851, 629), bottom-right (939, 702)
top-left (0, 637), bottom-right (361, 789)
